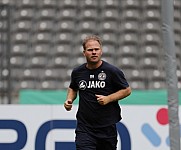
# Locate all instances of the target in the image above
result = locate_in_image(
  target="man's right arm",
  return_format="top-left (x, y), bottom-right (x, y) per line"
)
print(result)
top-left (64, 88), bottom-right (77, 111)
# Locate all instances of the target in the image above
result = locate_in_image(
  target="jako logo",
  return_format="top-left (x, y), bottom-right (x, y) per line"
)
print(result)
top-left (141, 108), bottom-right (181, 147)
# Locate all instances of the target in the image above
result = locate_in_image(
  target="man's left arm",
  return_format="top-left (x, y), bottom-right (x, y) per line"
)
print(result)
top-left (96, 87), bottom-right (131, 105)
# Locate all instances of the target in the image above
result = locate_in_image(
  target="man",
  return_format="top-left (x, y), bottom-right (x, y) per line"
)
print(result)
top-left (64, 35), bottom-right (131, 150)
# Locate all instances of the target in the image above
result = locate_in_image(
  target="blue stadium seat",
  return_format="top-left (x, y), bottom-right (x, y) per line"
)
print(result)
top-left (119, 33), bottom-right (139, 45)
top-left (24, 56), bottom-right (48, 68)
top-left (145, 69), bottom-right (166, 89)
top-left (13, 20), bottom-right (33, 32)
top-left (36, 8), bottom-right (56, 20)
top-left (101, 33), bottom-right (118, 45)
top-left (102, 56), bottom-right (115, 65)
top-left (11, 68), bottom-right (24, 81)
top-left (0, 18), bottom-right (8, 32)
top-left (177, 69), bottom-right (181, 84)
top-left (22, 68), bottom-right (39, 80)
top-left (12, 32), bottom-right (30, 44)
top-left (14, 7), bottom-right (35, 20)
top-left (0, 32), bottom-right (8, 43)
top-left (129, 81), bottom-right (146, 90)
top-left (174, 20), bottom-right (181, 35)
top-left (174, 0), bottom-right (181, 10)
top-left (148, 80), bottom-right (167, 89)
top-left (37, 80), bottom-right (57, 90)
top-left (174, 8), bottom-right (181, 21)
top-left (11, 44), bottom-right (28, 56)
top-left (102, 43), bottom-right (116, 57)
top-left (117, 56), bottom-right (137, 69)
top-left (142, 8), bottom-right (161, 21)
top-left (32, 32), bottom-right (53, 43)
top-left (0, 45), bottom-right (3, 56)
top-left (56, 80), bottom-right (70, 89)
top-left (49, 56), bottom-right (70, 68)
top-left (54, 32), bottom-right (75, 44)
top-left (141, 33), bottom-right (161, 45)
top-left (55, 20), bottom-right (75, 32)
top-left (19, 80), bottom-right (36, 89)
top-left (121, 0), bottom-right (140, 9)
top-left (78, 0), bottom-right (99, 9)
top-left (35, 20), bottom-right (54, 32)
top-left (117, 45), bottom-right (138, 58)
top-left (100, 0), bottom-right (119, 8)
top-left (53, 44), bottom-right (72, 56)
top-left (139, 57), bottom-right (160, 70)
top-left (38, 0), bottom-right (57, 8)
top-left (140, 45), bottom-right (160, 57)
top-left (100, 8), bottom-right (119, 21)
top-left (146, 69), bottom-right (166, 81)
top-left (42, 68), bottom-right (70, 81)
top-left (119, 68), bottom-right (146, 89)
top-left (57, 0), bottom-right (78, 8)
top-left (119, 20), bottom-right (140, 34)
top-left (77, 20), bottom-right (97, 33)
top-left (71, 56), bottom-right (86, 68)
top-left (132, 69), bottom-right (146, 80)
top-left (56, 8), bottom-right (77, 20)
top-left (99, 20), bottom-right (118, 33)
top-left (121, 9), bottom-right (140, 21)
top-left (30, 43), bottom-right (50, 56)
top-left (0, 0), bottom-right (13, 5)
top-left (142, 0), bottom-right (160, 9)
top-left (10, 56), bottom-right (25, 68)
top-left (16, 0), bottom-right (36, 8)
top-left (176, 57), bottom-right (181, 70)
top-left (175, 33), bottom-right (181, 45)
top-left (175, 44), bottom-right (181, 58)
top-left (142, 21), bottom-right (160, 34)
top-left (11, 80), bottom-right (22, 93)
top-left (79, 8), bottom-right (99, 21)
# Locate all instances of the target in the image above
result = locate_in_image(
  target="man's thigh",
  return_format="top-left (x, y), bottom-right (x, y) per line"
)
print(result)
top-left (76, 131), bottom-right (117, 150)
top-left (75, 131), bottom-right (97, 150)
top-left (96, 137), bottom-right (117, 150)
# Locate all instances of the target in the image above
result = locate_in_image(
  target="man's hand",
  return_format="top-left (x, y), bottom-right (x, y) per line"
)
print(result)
top-left (95, 94), bottom-right (111, 105)
top-left (96, 87), bottom-right (131, 105)
top-left (64, 99), bottom-right (73, 111)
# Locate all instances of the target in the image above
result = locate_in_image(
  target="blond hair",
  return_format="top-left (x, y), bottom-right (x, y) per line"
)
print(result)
top-left (82, 35), bottom-right (102, 50)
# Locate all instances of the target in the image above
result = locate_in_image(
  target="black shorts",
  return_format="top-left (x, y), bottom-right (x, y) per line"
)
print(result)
top-left (75, 123), bottom-right (118, 150)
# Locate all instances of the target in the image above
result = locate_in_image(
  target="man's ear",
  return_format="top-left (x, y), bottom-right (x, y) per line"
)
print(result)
top-left (83, 50), bottom-right (85, 56)
top-left (101, 49), bottom-right (103, 56)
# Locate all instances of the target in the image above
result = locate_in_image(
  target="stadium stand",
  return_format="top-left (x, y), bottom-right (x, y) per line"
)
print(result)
top-left (0, 0), bottom-right (181, 103)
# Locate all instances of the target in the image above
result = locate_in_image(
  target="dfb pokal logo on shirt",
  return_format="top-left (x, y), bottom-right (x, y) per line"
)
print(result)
top-left (98, 71), bottom-right (106, 80)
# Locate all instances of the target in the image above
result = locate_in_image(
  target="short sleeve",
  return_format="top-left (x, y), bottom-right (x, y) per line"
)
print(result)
top-left (69, 69), bottom-right (79, 91)
top-left (112, 68), bottom-right (129, 90)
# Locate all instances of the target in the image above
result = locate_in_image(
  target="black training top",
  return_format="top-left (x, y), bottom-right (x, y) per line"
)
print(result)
top-left (69, 60), bottom-right (129, 128)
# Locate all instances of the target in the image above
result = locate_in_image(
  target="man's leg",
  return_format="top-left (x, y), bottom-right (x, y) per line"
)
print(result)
top-left (75, 131), bottom-right (97, 150)
top-left (96, 137), bottom-right (117, 150)
top-left (96, 124), bottom-right (118, 150)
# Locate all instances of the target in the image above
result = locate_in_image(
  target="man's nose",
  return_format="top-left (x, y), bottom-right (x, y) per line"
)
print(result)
top-left (92, 49), bottom-right (97, 53)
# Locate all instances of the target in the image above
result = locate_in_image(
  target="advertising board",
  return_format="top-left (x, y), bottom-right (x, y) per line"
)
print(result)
top-left (0, 105), bottom-right (180, 150)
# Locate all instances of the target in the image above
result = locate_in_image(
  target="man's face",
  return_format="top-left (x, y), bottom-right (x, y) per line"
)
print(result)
top-left (83, 40), bottom-right (102, 64)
